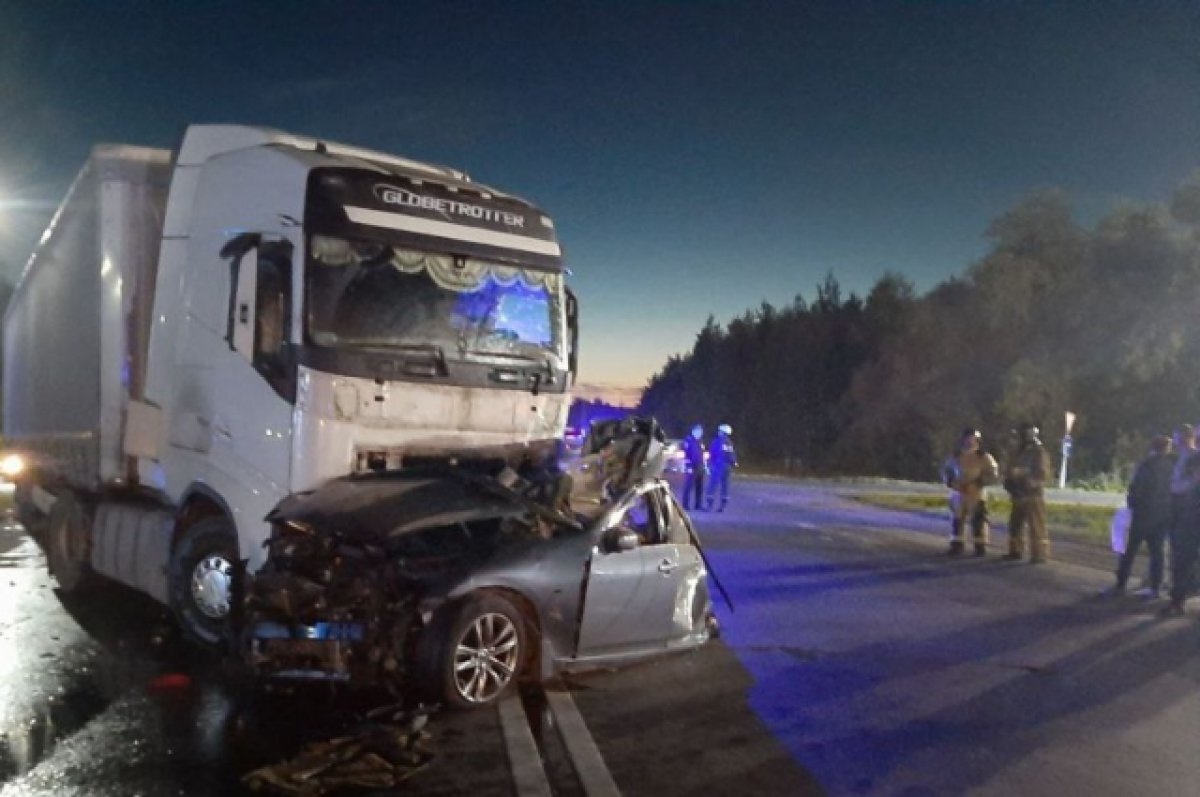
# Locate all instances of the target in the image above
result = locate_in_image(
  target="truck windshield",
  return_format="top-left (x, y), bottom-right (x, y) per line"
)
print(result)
top-left (306, 235), bottom-right (564, 363)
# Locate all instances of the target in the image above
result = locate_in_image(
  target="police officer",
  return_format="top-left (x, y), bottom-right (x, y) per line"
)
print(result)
top-left (706, 423), bottom-right (738, 512)
top-left (681, 424), bottom-right (707, 511)
top-left (942, 428), bottom-right (999, 556)
top-left (1003, 423), bottom-right (1053, 563)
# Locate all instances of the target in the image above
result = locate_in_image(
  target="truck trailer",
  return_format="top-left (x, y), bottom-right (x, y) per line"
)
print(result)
top-left (3, 125), bottom-right (578, 644)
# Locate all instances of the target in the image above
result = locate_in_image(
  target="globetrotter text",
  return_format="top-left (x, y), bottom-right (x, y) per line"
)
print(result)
top-left (374, 184), bottom-right (527, 228)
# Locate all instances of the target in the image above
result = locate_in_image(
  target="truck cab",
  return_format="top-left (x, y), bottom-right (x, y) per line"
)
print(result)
top-left (4, 125), bottom-right (578, 644)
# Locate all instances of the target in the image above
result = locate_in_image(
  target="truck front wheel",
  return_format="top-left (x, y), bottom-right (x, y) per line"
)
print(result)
top-left (170, 516), bottom-right (238, 647)
top-left (46, 493), bottom-right (95, 592)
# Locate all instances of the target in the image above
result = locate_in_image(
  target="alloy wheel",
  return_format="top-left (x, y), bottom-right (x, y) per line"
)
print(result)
top-left (452, 612), bottom-right (520, 703)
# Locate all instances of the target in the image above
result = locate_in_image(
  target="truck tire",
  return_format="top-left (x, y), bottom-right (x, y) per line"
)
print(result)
top-left (14, 484), bottom-right (48, 546)
top-left (419, 593), bottom-right (528, 709)
top-left (170, 516), bottom-right (238, 647)
top-left (46, 494), bottom-right (95, 592)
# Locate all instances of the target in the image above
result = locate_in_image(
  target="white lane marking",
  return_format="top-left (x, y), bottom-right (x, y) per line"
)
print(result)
top-left (498, 695), bottom-right (553, 797)
top-left (544, 681), bottom-right (621, 796)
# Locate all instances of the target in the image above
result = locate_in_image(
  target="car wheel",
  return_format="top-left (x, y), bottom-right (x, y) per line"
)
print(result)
top-left (170, 516), bottom-right (238, 647)
top-left (426, 594), bottom-right (528, 709)
top-left (46, 493), bottom-right (95, 592)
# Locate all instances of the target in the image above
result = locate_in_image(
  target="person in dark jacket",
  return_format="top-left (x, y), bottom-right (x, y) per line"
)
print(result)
top-left (680, 424), bottom-right (707, 511)
top-left (1164, 424), bottom-right (1198, 603)
top-left (1162, 436), bottom-right (1200, 617)
top-left (1112, 435), bottom-right (1174, 597)
top-left (705, 424), bottom-right (738, 512)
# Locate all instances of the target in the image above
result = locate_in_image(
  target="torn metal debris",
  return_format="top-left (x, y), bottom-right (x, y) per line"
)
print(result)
top-left (241, 721), bottom-right (433, 795)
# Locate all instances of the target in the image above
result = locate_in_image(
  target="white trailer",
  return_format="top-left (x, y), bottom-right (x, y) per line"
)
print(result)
top-left (4, 125), bottom-right (578, 643)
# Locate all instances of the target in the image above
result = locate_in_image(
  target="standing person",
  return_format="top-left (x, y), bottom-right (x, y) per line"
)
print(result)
top-left (1165, 424), bottom-right (1197, 598)
top-left (680, 424), bottom-right (707, 511)
top-left (1002, 423), bottom-right (1053, 563)
top-left (705, 424), bottom-right (738, 512)
top-left (1162, 425), bottom-right (1200, 617)
top-left (1111, 435), bottom-right (1174, 597)
top-left (942, 428), bottom-right (999, 557)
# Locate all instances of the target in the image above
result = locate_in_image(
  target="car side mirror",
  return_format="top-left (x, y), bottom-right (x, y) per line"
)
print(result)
top-left (604, 526), bottom-right (640, 553)
top-left (565, 287), bottom-right (579, 383)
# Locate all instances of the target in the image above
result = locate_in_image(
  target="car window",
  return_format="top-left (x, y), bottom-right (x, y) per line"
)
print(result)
top-left (661, 490), bottom-right (692, 545)
top-left (614, 491), bottom-right (665, 546)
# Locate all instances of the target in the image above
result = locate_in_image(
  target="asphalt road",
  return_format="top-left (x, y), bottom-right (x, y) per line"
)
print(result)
top-left (0, 477), bottom-right (1197, 797)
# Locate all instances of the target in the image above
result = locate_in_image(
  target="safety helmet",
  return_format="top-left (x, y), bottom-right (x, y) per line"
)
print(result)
top-left (718, 424), bottom-right (732, 436)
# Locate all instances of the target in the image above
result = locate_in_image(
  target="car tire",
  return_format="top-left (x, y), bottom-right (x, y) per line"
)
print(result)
top-left (170, 516), bottom-right (239, 648)
top-left (421, 594), bottom-right (529, 710)
top-left (46, 493), bottom-right (95, 592)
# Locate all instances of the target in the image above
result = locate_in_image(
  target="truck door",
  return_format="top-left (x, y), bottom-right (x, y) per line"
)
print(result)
top-left (166, 233), bottom-right (296, 512)
top-left (211, 238), bottom-right (296, 484)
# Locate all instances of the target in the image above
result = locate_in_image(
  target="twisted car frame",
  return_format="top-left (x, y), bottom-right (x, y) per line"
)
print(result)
top-left (240, 424), bottom-right (714, 709)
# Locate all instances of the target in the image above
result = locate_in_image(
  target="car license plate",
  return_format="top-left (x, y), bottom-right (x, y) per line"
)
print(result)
top-left (310, 622), bottom-right (364, 641)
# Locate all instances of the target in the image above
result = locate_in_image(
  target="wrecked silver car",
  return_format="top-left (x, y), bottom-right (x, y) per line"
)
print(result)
top-left (240, 419), bottom-right (714, 709)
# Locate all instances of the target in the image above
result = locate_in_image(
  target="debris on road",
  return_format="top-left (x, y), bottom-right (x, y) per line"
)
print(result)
top-left (241, 708), bottom-right (434, 795)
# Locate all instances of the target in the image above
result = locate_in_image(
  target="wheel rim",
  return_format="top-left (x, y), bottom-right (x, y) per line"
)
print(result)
top-left (453, 612), bottom-right (520, 704)
top-left (190, 555), bottom-right (234, 619)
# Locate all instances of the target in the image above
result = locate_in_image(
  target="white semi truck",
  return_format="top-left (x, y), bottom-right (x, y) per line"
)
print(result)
top-left (3, 125), bottom-right (578, 644)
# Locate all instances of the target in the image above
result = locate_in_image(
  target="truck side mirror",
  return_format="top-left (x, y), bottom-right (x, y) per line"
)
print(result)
top-left (226, 246), bottom-right (258, 362)
top-left (219, 232), bottom-right (261, 261)
top-left (565, 287), bottom-right (578, 382)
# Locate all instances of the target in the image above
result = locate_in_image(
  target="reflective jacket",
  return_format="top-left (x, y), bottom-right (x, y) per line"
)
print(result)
top-left (947, 450), bottom-right (998, 500)
top-left (709, 436), bottom-right (737, 471)
top-left (1004, 442), bottom-right (1052, 499)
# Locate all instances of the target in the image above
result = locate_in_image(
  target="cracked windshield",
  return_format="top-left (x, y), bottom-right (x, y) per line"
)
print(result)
top-left (306, 234), bottom-right (563, 362)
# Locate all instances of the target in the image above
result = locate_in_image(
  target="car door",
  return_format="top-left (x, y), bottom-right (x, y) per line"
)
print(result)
top-left (660, 488), bottom-right (711, 641)
top-left (575, 483), bottom-right (675, 656)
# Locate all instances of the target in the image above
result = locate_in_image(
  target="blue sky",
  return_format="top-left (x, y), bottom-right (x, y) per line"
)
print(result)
top-left (1, 1), bottom-right (1198, 388)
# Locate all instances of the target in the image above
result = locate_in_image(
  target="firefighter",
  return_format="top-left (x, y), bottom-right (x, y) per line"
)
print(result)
top-left (1003, 423), bottom-right (1053, 563)
top-left (706, 423), bottom-right (738, 512)
top-left (942, 428), bottom-right (999, 556)
top-left (680, 424), bottom-right (707, 510)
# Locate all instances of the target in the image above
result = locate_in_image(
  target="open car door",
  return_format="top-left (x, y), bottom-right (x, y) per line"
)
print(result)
top-left (576, 482), bottom-right (702, 657)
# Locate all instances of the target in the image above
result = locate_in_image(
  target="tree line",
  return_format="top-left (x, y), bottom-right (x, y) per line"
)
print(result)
top-left (639, 176), bottom-right (1200, 483)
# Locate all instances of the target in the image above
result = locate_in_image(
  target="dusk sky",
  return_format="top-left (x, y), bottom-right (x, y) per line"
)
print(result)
top-left (1, 1), bottom-right (1198, 392)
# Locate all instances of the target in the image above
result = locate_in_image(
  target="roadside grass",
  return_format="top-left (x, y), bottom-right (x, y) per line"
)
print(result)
top-left (853, 492), bottom-right (1116, 545)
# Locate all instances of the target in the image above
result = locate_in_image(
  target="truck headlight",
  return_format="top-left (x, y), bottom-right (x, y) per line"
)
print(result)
top-left (0, 454), bottom-right (24, 479)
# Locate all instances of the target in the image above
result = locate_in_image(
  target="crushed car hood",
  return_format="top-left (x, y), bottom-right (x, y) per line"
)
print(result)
top-left (268, 467), bottom-right (534, 542)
